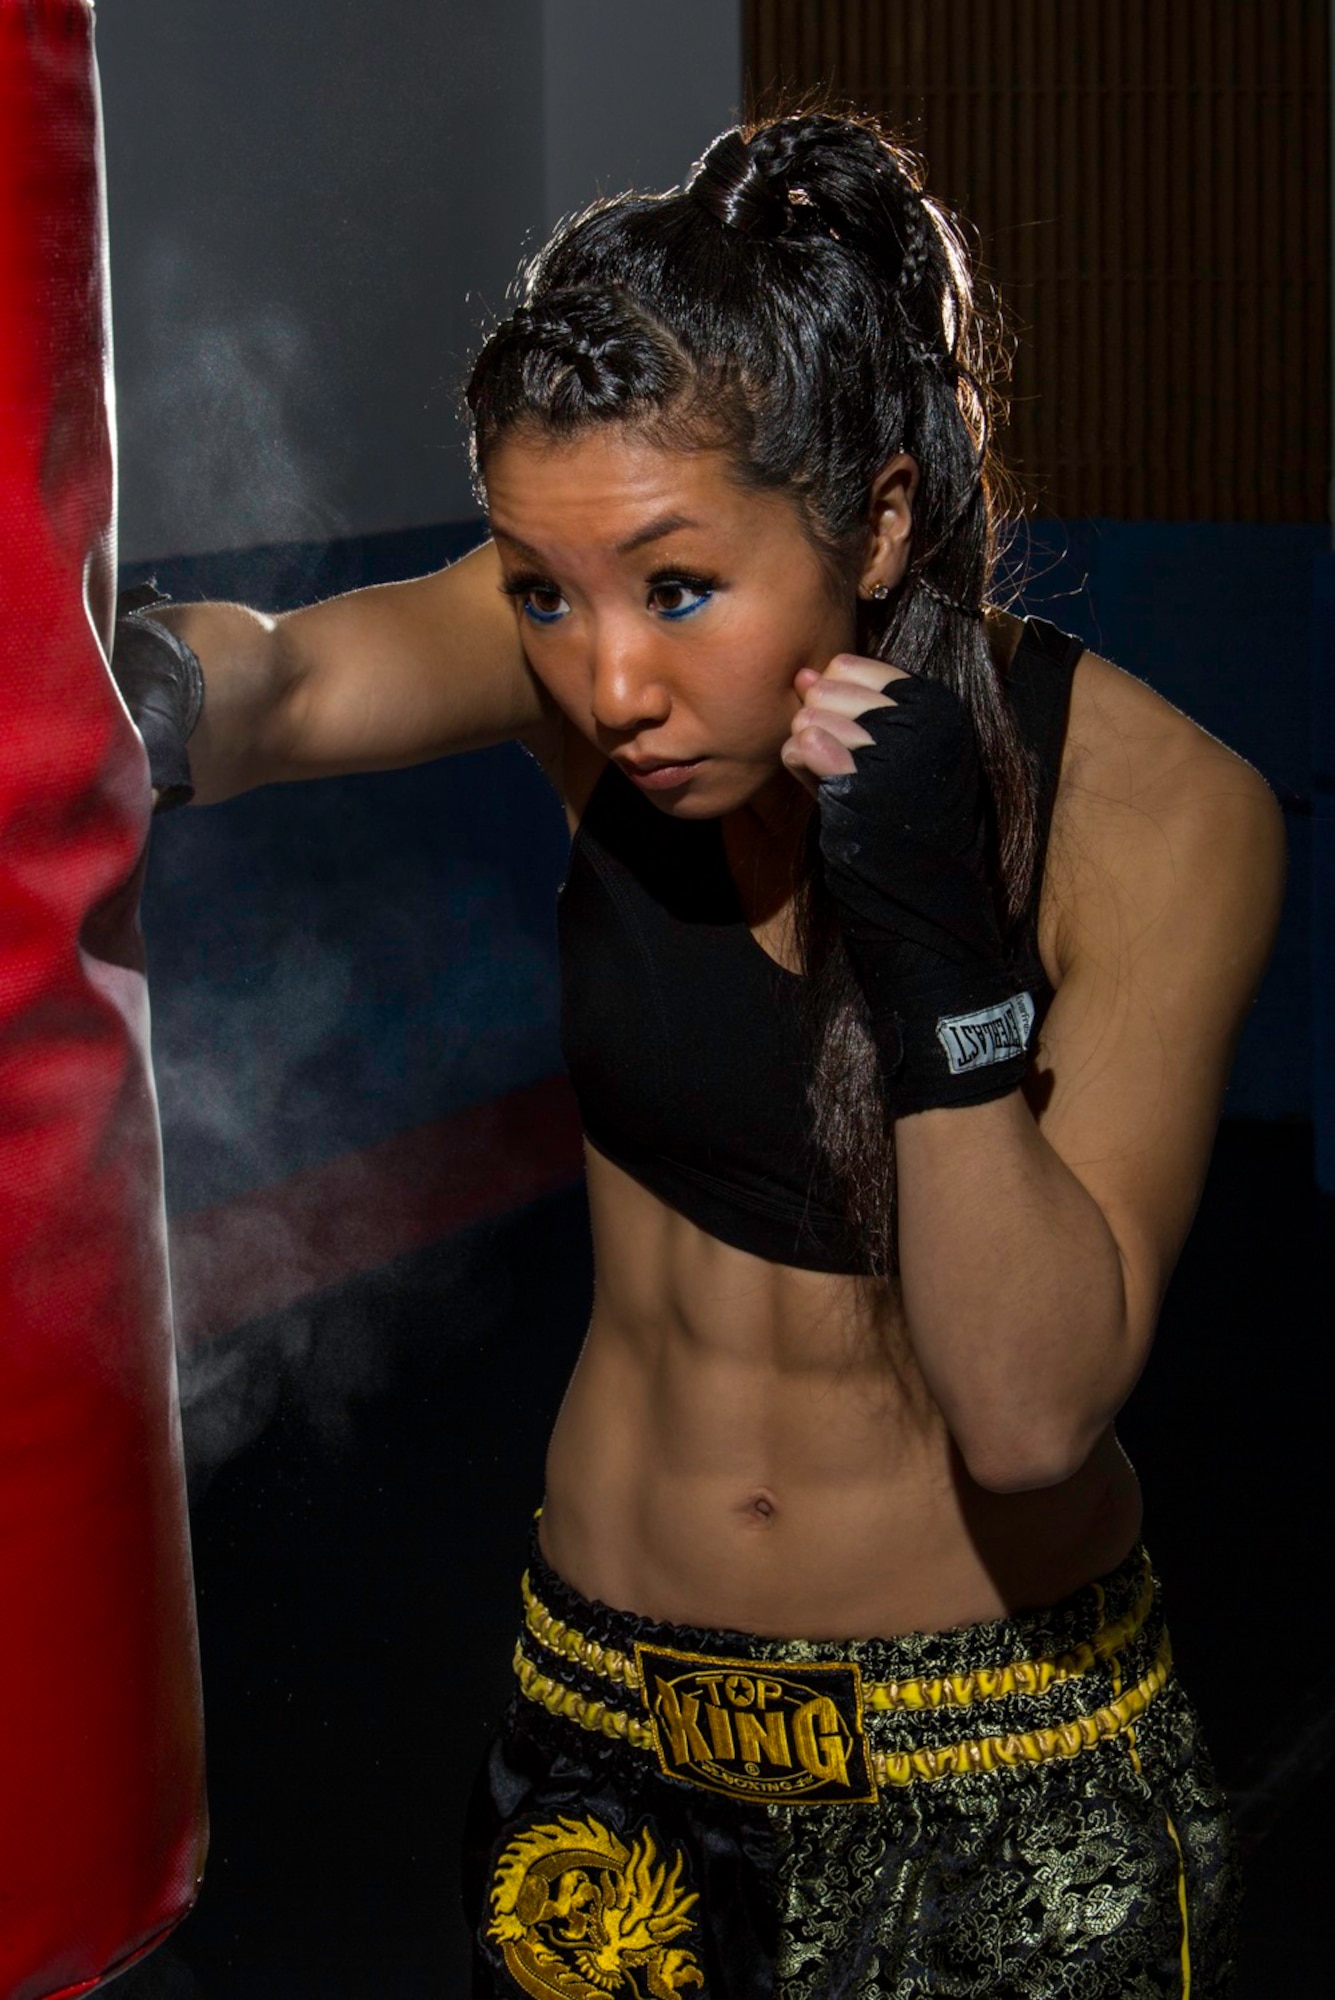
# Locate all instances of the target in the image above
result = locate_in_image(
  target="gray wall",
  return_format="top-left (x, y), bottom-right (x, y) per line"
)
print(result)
top-left (97, 0), bottom-right (741, 563)
top-left (543, 0), bottom-right (743, 231)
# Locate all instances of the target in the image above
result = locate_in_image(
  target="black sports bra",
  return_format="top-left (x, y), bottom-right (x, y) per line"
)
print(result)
top-left (557, 617), bottom-right (1085, 1275)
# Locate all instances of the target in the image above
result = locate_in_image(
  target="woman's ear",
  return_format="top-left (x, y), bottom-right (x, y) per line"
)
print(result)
top-left (859, 453), bottom-right (919, 598)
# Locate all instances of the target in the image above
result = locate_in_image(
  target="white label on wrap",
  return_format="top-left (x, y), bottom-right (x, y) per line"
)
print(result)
top-left (935, 992), bottom-right (1036, 1075)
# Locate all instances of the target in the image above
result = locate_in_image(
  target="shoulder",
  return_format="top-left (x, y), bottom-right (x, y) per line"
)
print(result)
top-left (1047, 646), bottom-right (1286, 986)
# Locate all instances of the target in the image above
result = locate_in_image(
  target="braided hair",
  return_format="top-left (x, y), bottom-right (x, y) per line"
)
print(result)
top-left (467, 109), bottom-right (1033, 1279)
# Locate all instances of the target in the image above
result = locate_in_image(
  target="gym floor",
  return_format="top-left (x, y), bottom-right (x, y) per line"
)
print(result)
top-left (111, 1119), bottom-right (1328, 1998)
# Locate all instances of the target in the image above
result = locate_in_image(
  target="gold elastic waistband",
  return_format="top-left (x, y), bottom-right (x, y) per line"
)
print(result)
top-left (513, 1557), bottom-right (1171, 1806)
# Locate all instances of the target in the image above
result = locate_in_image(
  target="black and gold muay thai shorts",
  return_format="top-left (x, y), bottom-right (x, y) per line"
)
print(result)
top-left (464, 1532), bottom-right (1241, 1998)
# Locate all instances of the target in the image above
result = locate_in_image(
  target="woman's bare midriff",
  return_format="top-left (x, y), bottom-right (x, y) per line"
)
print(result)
top-left (539, 1142), bottom-right (1144, 1642)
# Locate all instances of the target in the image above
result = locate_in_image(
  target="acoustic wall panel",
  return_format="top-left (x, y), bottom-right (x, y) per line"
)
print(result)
top-left (744, 0), bottom-right (1329, 522)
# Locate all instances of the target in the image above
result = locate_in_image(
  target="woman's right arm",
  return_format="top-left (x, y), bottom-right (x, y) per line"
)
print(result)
top-left (138, 539), bottom-right (554, 804)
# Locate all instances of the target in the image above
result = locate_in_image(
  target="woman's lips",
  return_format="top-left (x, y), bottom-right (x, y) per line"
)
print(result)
top-left (619, 757), bottom-right (706, 791)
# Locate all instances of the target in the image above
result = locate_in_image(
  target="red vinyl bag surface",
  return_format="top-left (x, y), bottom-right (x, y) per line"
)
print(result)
top-left (0, 4), bottom-right (207, 1992)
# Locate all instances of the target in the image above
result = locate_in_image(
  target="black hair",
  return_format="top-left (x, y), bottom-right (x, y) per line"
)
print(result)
top-left (466, 108), bottom-right (1034, 1279)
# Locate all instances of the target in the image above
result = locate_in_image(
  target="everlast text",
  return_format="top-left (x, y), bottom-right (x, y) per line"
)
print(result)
top-left (935, 992), bottom-right (1036, 1076)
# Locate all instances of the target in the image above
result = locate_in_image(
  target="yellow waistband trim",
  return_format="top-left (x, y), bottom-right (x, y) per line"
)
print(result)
top-left (520, 1551), bottom-right (1155, 1715)
top-left (515, 1643), bottom-right (658, 1751)
top-left (512, 1625), bottom-right (1174, 1792)
top-left (521, 1571), bottom-right (644, 1690)
top-left (872, 1629), bottom-right (1173, 1788)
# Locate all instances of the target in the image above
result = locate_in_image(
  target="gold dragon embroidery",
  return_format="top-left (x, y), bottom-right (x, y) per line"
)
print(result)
top-left (488, 1813), bottom-right (706, 1998)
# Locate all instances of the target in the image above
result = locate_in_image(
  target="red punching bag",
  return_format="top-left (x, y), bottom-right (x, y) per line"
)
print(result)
top-left (0, 4), bottom-right (207, 1993)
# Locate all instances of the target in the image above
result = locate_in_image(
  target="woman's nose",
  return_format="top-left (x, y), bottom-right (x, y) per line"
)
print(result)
top-left (587, 628), bottom-right (672, 736)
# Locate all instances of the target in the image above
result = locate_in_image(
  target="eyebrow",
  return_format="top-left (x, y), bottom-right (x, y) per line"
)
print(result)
top-left (490, 512), bottom-right (704, 563)
top-left (616, 512), bottom-right (703, 555)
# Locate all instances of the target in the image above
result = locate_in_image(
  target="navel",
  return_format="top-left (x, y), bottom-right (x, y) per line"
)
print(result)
top-left (745, 1490), bottom-right (778, 1523)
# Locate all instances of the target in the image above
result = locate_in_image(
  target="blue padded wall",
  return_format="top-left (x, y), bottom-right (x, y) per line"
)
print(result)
top-left (124, 523), bottom-right (569, 1218)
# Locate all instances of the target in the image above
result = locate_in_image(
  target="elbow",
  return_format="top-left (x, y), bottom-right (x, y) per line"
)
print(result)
top-left (950, 1301), bottom-right (1147, 1496)
top-left (957, 1419), bottom-right (1106, 1496)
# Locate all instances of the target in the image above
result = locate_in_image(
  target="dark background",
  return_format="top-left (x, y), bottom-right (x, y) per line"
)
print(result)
top-left (96, 3), bottom-right (1333, 1993)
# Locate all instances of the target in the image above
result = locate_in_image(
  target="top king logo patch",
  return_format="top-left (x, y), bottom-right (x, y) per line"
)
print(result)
top-left (635, 1643), bottom-right (877, 1805)
top-left (935, 991), bottom-right (1036, 1076)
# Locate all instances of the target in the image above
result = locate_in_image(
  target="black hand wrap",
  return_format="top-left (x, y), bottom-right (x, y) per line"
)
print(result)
top-left (111, 583), bottom-right (205, 811)
top-left (817, 674), bottom-right (1035, 1117)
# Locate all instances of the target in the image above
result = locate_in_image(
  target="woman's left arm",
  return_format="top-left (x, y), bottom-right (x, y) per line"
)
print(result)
top-left (788, 653), bottom-right (1287, 1493)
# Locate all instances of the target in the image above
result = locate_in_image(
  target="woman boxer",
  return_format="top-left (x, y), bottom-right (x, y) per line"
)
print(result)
top-left (118, 112), bottom-right (1281, 1996)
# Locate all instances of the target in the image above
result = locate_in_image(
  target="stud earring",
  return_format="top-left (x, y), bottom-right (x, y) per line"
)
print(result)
top-left (863, 582), bottom-right (890, 601)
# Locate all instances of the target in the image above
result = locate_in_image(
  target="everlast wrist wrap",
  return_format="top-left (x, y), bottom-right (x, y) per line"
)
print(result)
top-left (817, 674), bottom-right (1035, 1117)
top-left (111, 583), bottom-right (204, 810)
